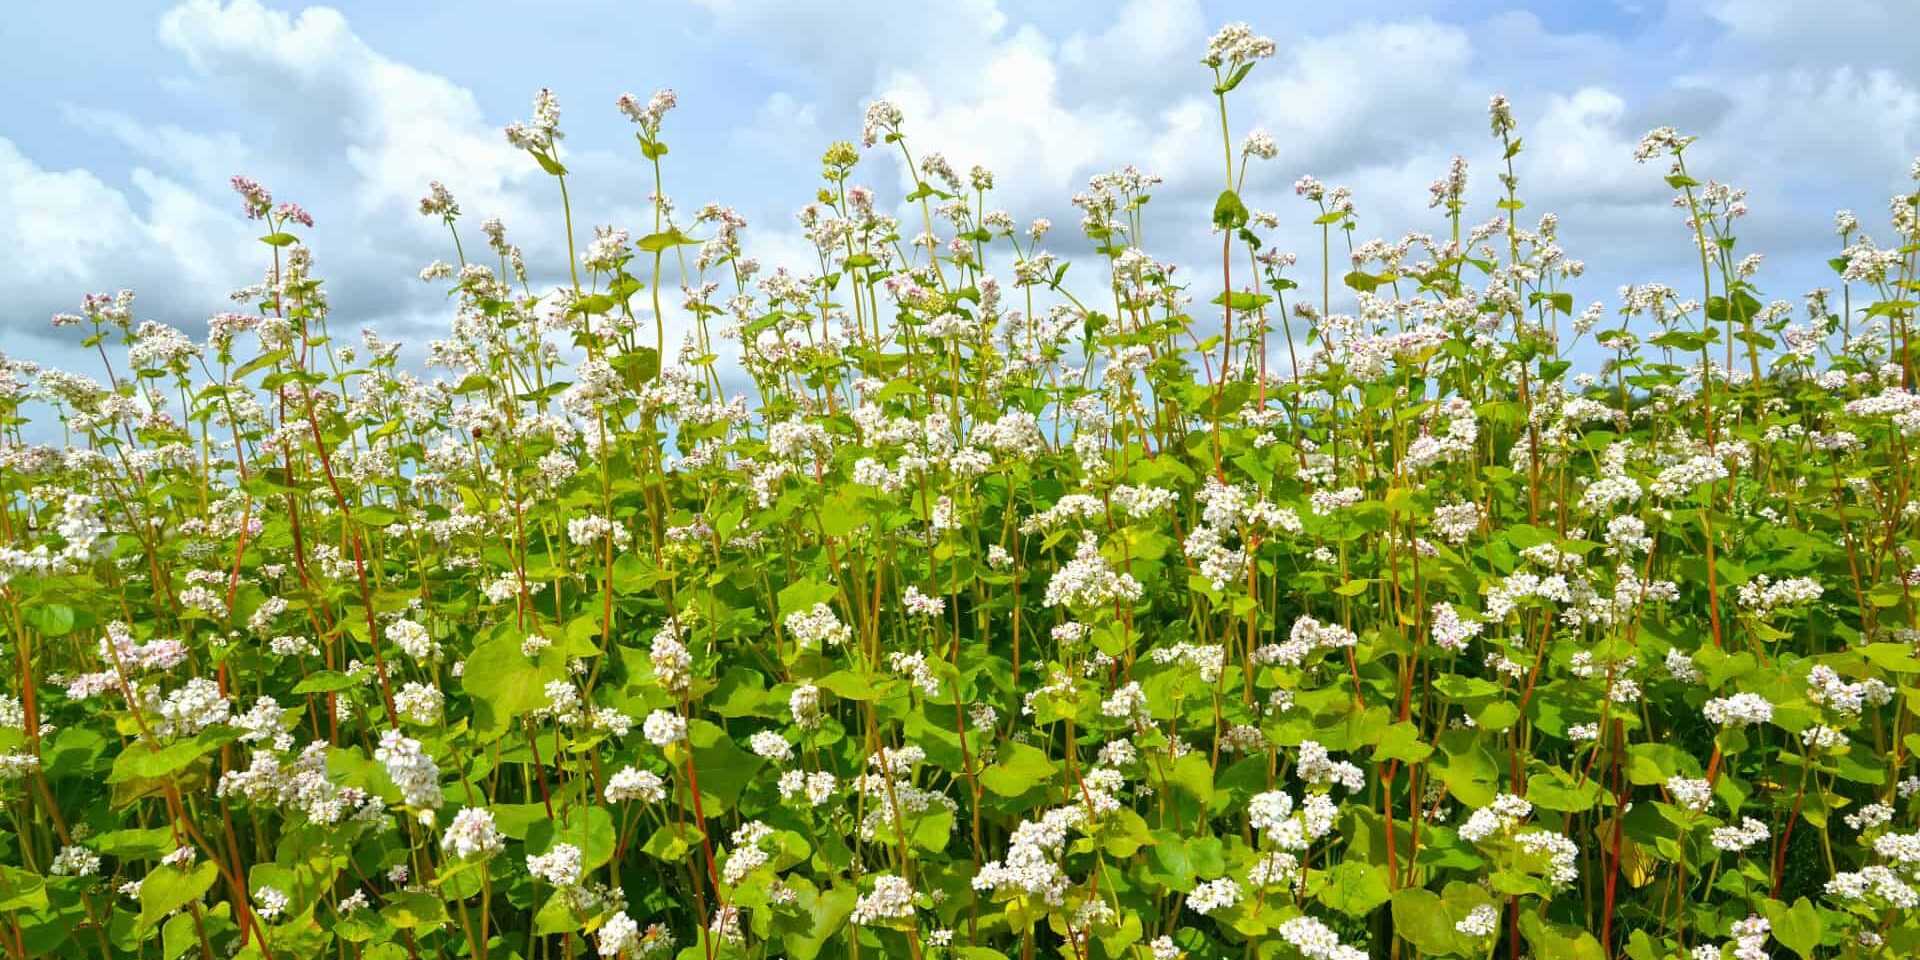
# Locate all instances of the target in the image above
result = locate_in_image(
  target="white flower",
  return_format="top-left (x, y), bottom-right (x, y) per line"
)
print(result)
top-left (1711, 817), bottom-right (1770, 852)
top-left (1666, 776), bottom-right (1713, 813)
top-left (643, 710), bottom-right (687, 747)
top-left (598, 911), bottom-right (640, 957)
top-left (386, 619), bottom-right (440, 661)
top-left (790, 684), bottom-right (822, 731)
top-left (1043, 534), bottom-right (1143, 610)
top-left (50, 845), bottom-right (100, 877)
top-left (1203, 22), bottom-right (1276, 67)
top-left (902, 586), bottom-right (945, 616)
top-left (528, 842), bottom-right (583, 887)
top-left (1703, 693), bottom-right (1773, 728)
top-left (1459, 794), bottom-right (1533, 842)
top-left (649, 620), bottom-right (692, 693)
top-left (605, 766), bottom-right (666, 803)
top-left (1276, 915), bottom-right (1368, 960)
top-left (1456, 904), bottom-right (1499, 938)
top-left (441, 807), bottom-right (503, 859)
top-left (254, 885), bottom-right (289, 921)
top-left (785, 603), bottom-right (851, 648)
top-left (374, 730), bottom-right (442, 810)
top-left (851, 874), bottom-right (916, 924)
top-left (1186, 878), bottom-right (1241, 915)
top-left (1248, 790), bottom-right (1295, 836)
top-left (1515, 830), bottom-right (1579, 887)
top-left (1737, 575), bottom-right (1823, 615)
top-left (748, 730), bottom-right (793, 762)
top-left (887, 651), bottom-right (941, 697)
top-left (1295, 741), bottom-right (1365, 792)
top-left (394, 682), bottom-right (444, 725)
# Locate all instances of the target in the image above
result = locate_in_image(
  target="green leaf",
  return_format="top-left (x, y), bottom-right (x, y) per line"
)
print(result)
top-left (778, 577), bottom-right (838, 616)
top-left (528, 804), bottom-right (618, 869)
top-left (1214, 61), bottom-right (1256, 93)
top-left (530, 150), bottom-right (568, 176)
top-left (1374, 721), bottom-right (1433, 763)
top-left (163, 911), bottom-right (203, 960)
top-left (94, 826), bottom-right (176, 860)
top-left (231, 349), bottom-right (288, 380)
top-left (461, 633), bottom-right (565, 736)
top-left (108, 727), bottom-right (239, 783)
top-left (617, 346), bottom-right (660, 387)
top-left (1098, 808), bottom-right (1155, 858)
top-left (1860, 643), bottom-right (1920, 673)
top-left (1390, 888), bottom-right (1458, 956)
top-left (292, 670), bottom-right (358, 694)
top-left (707, 667), bottom-right (770, 718)
top-left (1143, 830), bottom-right (1224, 893)
top-left (1764, 897), bottom-right (1822, 959)
top-left (0, 866), bottom-right (46, 913)
top-left (980, 742), bottom-right (1057, 797)
top-left (1474, 700), bottom-right (1521, 731)
top-left (780, 883), bottom-right (853, 960)
top-left (139, 861), bottom-right (219, 931)
top-left (1316, 861), bottom-right (1391, 918)
top-left (380, 890), bottom-right (448, 930)
top-left (815, 670), bottom-right (881, 701)
top-left (1212, 189), bottom-right (1249, 230)
top-left (1167, 752), bottom-right (1214, 806)
top-left (909, 805), bottom-right (954, 852)
top-left (22, 602), bottom-right (76, 636)
top-left (637, 228), bottom-right (699, 253)
top-left (683, 718), bottom-right (763, 813)
top-left (641, 822), bottom-right (706, 862)
top-left (1519, 912), bottom-right (1605, 960)
top-left (355, 504), bottom-right (402, 526)
top-left (1525, 771), bottom-right (1601, 812)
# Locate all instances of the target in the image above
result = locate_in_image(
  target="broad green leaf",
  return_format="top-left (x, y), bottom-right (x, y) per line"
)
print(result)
top-left (1764, 897), bottom-right (1823, 959)
top-left (139, 861), bottom-right (219, 931)
top-left (980, 741), bottom-right (1057, 797)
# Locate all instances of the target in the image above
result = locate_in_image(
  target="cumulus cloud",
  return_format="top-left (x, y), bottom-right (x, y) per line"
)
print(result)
top-left (4, 0), bottom-right (609, 367)
top-left (0, 138), bottom-right (251, 345)
top-left (9, 0), bottom-right (1920, 382)
top-left (1058, 0), bottom-right (1209, 102)
top-left (157, 0), bottom-right (531, 222)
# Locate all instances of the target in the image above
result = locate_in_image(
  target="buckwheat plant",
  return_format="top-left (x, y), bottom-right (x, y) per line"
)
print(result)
top-left (6, 17), bottom-right (1920, 960)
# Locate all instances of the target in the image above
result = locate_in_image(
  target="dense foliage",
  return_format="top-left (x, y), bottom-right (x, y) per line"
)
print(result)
top-left (6, 20), bottom-right (1920, 960)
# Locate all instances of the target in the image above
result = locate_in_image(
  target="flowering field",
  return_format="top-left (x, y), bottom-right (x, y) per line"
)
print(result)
top-left (4, 17), bottom-right (1920, 960)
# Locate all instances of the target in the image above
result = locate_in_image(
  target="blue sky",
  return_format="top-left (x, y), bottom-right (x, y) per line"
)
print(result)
top-left (5, 0), bottom-right (1919, 379)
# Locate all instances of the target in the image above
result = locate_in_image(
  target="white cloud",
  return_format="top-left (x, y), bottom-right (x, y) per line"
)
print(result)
top-left (875, 25), bottom-right (1160, 213)
top-left (689, 0), bottom-right (1010, 97)
top-left (732, 92), bottom-right (824, 165)
top-left (58, 105), bottom-right (258, 190)
top-left (1695, 0), bottom-right (1920, 68)
top-left (1059, 0), bottom-right (1208, 100)
top-left (0, 138), bottom-right (249, 343)
top-left (156, 0), bottom-right (532, 226)
top-left (1225, 20), bottom-right (1476, 184)
top-left (1525, 88), bottom-right (1667, 206)
top-left (3, 0), bottom-right (582, 366)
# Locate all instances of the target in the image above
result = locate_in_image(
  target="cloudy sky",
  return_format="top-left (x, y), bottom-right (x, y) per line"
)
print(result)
top-left (4, 0), bottom-right (1918, 379)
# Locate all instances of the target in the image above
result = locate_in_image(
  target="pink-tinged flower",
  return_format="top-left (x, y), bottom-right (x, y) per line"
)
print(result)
top-left (274, 202), bottom-right (314, 228)
top-left (231, 175), bottom-right (272, 219)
